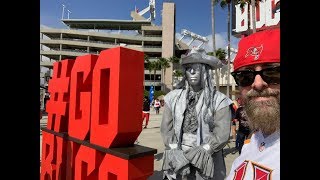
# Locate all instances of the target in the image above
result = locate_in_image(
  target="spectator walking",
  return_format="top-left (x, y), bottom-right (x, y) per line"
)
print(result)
top-left (142, 96), bottom-right (151, 129)
top-left (233, 104), bottom-right (251, 154)
top-left (231, 100), bottom-right (238, 142)
top-left (154, 98), bottom-right (161, 114)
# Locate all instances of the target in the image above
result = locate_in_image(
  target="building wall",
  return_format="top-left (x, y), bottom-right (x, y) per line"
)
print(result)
top-left (161, 2), bottom-right (175, 92)
top-left (40, 2), bottom-right (181, 95)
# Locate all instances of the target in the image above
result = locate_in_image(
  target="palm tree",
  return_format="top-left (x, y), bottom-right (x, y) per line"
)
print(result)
top-left (220, 0), bottom-right (232, 98)
top-left (215, 48), bottom-right (227, 61)
top-left (168, 56), bottom-right (180, 71)
top-left (173, 69), bottom-right (183, 77)
top-left (207, 48), bottom-right (227, 93)
top-left (158, 57), bottom-right (171, 89)
top-left (151, 60), bottom-right (161, 86)
top-left (145, 56), bottom-right (153, 89)
top-left (207, 49), bottom-right (226, 61)
top-left (169, 56), bottom-right (182, 87)
top-left (144, 54), bottom-right (150, 90)
top-left (211, 0), bottom-right (221, 90)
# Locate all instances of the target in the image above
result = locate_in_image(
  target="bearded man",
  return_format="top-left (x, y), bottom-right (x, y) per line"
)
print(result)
top-left (226, 28), bottom-right (280, 180)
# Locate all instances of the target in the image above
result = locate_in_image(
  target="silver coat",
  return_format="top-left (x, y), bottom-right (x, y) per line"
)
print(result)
top-left (161, 89), bottom-right (232, 180)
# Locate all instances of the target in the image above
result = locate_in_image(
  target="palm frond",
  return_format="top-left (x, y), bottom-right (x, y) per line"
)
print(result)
top-left (220, 1), bottom-right (227, 9)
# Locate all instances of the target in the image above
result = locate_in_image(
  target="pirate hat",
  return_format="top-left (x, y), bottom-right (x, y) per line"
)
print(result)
top-left (180, 47), bottom-right (223, 69)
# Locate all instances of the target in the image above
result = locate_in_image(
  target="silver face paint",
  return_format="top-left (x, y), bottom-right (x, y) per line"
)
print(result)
top-left (186, 64), bottom-right (202, 87)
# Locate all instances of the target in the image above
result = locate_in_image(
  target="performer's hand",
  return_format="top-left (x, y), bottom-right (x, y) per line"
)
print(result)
top-left (185, 145), bottom-right (215, 178)
top-left (171, 149), bottom-right (189, 172)
top-left (169, 143), bottom-right (177, 149)
top-left (202, 143), bottom-right (213, 154)
top-left (177, 164), bottom-right (190, 176)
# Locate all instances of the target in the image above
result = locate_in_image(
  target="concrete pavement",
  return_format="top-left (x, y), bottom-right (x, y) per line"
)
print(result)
top-left (40, 108), bottom-right (239, 179)
top-left (137, 108), bottom-right (239, 179)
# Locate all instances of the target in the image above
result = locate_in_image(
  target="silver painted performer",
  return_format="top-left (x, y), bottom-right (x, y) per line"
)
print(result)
top-left (161, 47), bottom-right (233, 180)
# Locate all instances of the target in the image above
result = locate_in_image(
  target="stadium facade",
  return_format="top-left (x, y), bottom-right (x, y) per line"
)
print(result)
top-left (40, 2), bottom-right (190, 108)
top-left (40, 1), bottom-right (246, 110)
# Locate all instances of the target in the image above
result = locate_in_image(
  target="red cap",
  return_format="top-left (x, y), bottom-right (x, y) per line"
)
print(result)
top-left (233, 29), bottom-right (280, 71)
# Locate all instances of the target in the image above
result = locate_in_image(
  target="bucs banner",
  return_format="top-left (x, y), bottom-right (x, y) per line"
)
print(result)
top-left (40, 47), bottom-right (157, 180)
top-left (232, 0), bottom-right (280, 37)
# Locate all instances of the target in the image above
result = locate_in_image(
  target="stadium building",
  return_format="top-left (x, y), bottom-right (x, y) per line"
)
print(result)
top-left (40, 1), bottom-right (190, 109)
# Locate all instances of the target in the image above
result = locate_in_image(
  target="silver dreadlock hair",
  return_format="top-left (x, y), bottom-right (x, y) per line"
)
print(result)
top-left (175, 63), bottom-right (217, 124)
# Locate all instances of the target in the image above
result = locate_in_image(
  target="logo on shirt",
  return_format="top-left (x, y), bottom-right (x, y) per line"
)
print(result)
top-left (232, 161), bottom-right (273, 180)
top-left (252, 161), bottom-right (273, 180)
top-left (233, 161), bottom-right (249, 180)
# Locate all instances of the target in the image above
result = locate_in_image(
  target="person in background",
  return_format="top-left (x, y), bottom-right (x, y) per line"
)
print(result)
top-left (154, 98), bottom-right (161, 114)
top-left (40, 101), bottom-right (43, 120)
top-left (226, 29), bottom-right (280, 180)
top-left (230, 100), bottom-right (238, 142)
top-left (233, 101), bottom-right (251, 154)
top-left (142, 96), bottom-right (151, 129)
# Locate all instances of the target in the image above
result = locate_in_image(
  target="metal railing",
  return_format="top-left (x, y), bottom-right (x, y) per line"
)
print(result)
top-left (42, 38), bottom-right (162, 48)
top-left (144, 34), bottom-right (162, 37)
top-left (47, 48), bottom-right (99, 55)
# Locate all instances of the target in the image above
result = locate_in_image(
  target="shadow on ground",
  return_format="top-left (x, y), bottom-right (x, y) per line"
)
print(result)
top-left (223, 146), bottom-right (238, 157)
top-left (148, 170), bottom-right (163, 180)
top-left (155, 153), bottom-right (163, 161)
top-left (144, 126), bottom-right (160, 129)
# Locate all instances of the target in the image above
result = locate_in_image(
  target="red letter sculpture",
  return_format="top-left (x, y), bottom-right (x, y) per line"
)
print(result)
top-left (46, 60), bottom-right (74, 132)
top-left (68, 54), bottom-right (98, 140)
top-left (41, 47), bottom-right (156, 180)
top-left (90, 47), bottom-right (144, 148)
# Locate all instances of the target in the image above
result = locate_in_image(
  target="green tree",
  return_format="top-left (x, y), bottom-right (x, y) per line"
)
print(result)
top-left (168, 56), bottom-right (180, 68)
top-left (215, 48), bottom-right (227, 61)
top-left (207, 48), bottom-right (226, 62)
top-left (144, 89), bottom-right (149, 97)
top-left (173, 69), bottom-right (183, 77)
top-left (144, 54), bottom-right (150, 90)
top-left (158, 57), bottom-right (171, 90)
top-left (145, 56), bottom-right (154, 89)
top-left (169, 56), bottom-right (181, 84)
top-left (154, 90), bottom-right (166, 99)
top-left (151, 60), bottom-right (161, 86)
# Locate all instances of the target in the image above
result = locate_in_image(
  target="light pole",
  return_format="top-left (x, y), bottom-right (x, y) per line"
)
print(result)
top-left (67, 10), bottom-right (71, 19)
top-left (225, 45), bottom-right (238, 98)
top-left (61, 4), bottom-right (66, 19)
top-left (227, 2), bottom-right (231, 98)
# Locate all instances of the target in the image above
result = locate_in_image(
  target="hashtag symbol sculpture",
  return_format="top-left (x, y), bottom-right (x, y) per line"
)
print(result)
top-left (46, 60), bottom-right (75, 132)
